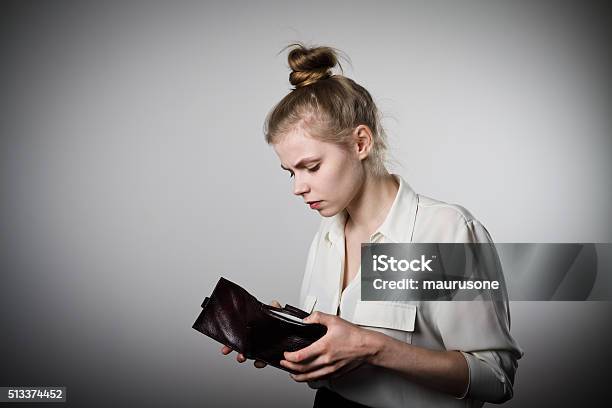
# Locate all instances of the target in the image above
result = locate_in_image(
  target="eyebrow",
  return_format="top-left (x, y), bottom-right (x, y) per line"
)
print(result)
top-left (280, 156), bottom-right (320, 171)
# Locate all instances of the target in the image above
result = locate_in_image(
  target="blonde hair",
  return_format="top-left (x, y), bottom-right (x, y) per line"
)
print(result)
top-left (263, 43), bottom-right (389, 177)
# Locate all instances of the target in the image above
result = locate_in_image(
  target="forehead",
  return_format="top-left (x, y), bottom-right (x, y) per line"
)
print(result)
top-left (273, 128), bottom-right (331, 165)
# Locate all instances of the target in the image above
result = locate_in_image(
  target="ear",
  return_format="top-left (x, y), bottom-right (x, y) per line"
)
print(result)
top-left (353, 125), bottom-right (373, 161)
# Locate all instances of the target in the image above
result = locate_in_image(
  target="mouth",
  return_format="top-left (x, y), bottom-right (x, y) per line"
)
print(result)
top-left (307, 200), bottom-right (322, 209)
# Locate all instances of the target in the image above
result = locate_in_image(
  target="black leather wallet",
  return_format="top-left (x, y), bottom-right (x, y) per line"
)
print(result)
top-left (192, 277), bottom-right (327, 372)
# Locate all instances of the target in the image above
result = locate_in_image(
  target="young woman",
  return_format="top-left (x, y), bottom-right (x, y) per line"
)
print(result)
top-left (222, 43), bottom-right (523, 408)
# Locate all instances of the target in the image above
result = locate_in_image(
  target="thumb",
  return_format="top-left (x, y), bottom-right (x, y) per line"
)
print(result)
top-left (303, 311), bottom-right (328, 325)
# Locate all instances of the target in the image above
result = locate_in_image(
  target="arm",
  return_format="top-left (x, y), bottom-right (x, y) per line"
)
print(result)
top-left (281, 311), bottom-right (469, 398)
top-left (366, 328), bottom-right (470, 398)
top-left (282, 309), bottom-right (519, 403)
top-left (370, 333), bottom-right (517, 402)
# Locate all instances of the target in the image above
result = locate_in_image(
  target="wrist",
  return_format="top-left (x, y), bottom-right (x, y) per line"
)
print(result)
top-left (361, 329), bottom-right (386, 365)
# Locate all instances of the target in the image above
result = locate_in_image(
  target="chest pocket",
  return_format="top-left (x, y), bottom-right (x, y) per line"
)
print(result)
top-left (352, 302), bottom-right (416, 344)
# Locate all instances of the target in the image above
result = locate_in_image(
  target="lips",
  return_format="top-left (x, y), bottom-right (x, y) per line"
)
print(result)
top-left (307, 200), bottom-right (322, 209)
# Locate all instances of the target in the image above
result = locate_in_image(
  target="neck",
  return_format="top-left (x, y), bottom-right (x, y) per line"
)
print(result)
top-left (345, 172), bottom-right (399, 236)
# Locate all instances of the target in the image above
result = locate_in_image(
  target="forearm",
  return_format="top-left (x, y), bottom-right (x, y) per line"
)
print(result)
top-left (363, 329), bottom-right (469, 398)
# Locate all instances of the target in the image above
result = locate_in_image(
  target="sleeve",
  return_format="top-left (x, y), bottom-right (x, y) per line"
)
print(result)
top-left (435, 218), bottom-right (524, 403)
top-left (458, 350), bottom-right (519, 402)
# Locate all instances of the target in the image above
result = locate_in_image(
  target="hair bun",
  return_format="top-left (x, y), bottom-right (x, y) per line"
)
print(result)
top-left (286, 44), bottom-right (339, 89)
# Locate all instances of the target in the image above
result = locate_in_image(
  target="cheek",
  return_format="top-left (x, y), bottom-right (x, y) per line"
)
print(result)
top-left (320, 164), bottom-right (358, 198)
top-left (322, 154), bottom-right (352, 181)
top-left (318, 165), bottom-right (346, 194)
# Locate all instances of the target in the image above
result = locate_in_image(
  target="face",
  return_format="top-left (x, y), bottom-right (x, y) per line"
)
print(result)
top-left (273, 127), bottom-right (364, 217)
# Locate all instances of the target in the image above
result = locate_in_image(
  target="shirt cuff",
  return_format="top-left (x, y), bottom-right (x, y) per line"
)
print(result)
top-left (455, 352), bottom-right (471, 399)
top-left (459, 351), bottom-right (513, 403)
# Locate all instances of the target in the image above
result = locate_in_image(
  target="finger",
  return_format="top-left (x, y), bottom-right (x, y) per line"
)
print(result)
top-left (290, 364), bottom-right (338, 382)
top-left (254, 360), bottom-right (267, 369)
top-left (221, 345), bottom-right (233, 355)
top-left (284, 340), bottom-right (326, 363)
top-left (303, 311), bottom-right (330, 325)
top-left (270, 300), bottom-right (281, 308)
top-left (280, 355), bottom-right (330, 373)
top-left (236, 353), bottom-right (247, 363)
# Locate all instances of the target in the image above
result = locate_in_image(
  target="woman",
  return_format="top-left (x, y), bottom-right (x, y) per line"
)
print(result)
top-left (222, 43), bottom-right (523, 408)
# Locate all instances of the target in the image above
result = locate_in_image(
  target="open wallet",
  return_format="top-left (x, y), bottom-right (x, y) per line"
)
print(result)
top-left (192, 277), bottom-right (327, 373)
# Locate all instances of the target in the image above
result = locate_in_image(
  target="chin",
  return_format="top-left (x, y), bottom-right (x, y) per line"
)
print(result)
top-left (318, 206), bottom-right (340, 218)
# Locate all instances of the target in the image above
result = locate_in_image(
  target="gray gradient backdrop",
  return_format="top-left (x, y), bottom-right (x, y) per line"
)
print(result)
top-left (1, 0), bottom-right (611, 407)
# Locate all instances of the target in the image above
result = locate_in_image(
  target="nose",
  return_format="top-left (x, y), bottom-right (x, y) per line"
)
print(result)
top-left (293, 175), bottom-right (310, 196)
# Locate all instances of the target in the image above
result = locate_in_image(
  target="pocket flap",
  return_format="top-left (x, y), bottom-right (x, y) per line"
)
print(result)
top-left (353, 302), bottom-right (416, 332)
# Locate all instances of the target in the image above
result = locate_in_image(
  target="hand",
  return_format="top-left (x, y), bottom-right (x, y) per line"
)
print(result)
top-left (220, 300), bottom-right (282, 369)
top-left (280, 311), bottom-right (374, 382)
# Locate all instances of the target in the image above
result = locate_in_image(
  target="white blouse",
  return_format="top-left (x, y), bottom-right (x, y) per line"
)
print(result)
top-left (298, 174), bottom-right (523, 408)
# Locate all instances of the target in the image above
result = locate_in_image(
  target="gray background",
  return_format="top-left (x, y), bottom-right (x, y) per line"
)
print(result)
top-left (1, 0), bottom-right (611, 406)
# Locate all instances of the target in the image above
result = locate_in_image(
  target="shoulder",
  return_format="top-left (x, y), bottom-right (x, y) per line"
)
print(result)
top-left (414, 194), bottom-right (492, 243)
top-left (417, 194), bottom-right (477, 224)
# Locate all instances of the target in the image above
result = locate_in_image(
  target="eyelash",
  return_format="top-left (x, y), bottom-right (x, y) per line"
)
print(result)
top-left (288, 164), bottom-right (320, 179)
top-left (309, 164), bottom-right (321, 172)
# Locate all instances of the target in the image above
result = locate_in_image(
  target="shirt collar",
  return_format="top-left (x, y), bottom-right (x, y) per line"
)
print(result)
top-left (324, 173), bottom-right (419, 245)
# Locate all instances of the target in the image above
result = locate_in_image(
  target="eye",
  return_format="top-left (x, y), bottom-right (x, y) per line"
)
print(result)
top-left (288, 171), bottom-right (294, 179)
top-left (307, 164), bottom-right (320, 173)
